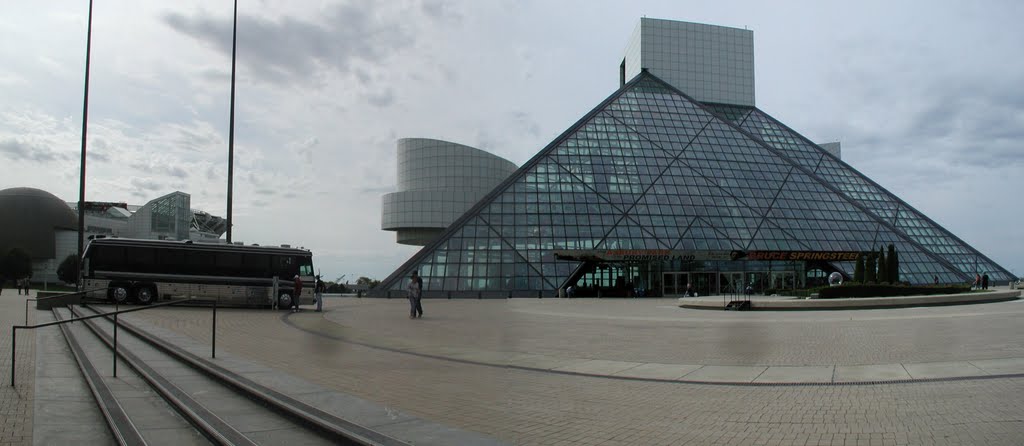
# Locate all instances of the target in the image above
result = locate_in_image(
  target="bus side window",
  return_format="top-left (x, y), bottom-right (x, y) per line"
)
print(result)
top-left (188, 250), bottom-right (215, 275)
top-left (93, 246), bottom-right (123, 272)
top-left (121, 247), bottom-right (156, 273)
top-left (216, 252), bottom-right (242, 276)
top-left (275, 256), bottom-right (294, 279)
top-left (242, 254), bottom-right (270, 278)
top-left (158, 249), bottom-right (185, 273)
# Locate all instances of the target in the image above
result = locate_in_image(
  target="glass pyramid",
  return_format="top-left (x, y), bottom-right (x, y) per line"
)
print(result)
top-left (376, 72), bottom-right (1014, 297)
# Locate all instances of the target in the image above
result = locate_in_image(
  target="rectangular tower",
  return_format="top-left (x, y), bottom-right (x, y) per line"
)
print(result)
top-left (621, 18), bottom-right (754, 106)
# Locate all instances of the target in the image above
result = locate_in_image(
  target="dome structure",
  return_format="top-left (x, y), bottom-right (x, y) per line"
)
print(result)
top-left (0, 187), bottom-right (78, 259)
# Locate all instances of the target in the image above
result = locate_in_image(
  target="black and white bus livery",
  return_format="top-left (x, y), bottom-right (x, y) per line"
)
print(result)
top-left (81, 238), bottom-right (315, 308)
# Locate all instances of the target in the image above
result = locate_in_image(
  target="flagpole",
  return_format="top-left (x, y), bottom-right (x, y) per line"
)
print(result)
top-left (77, 0), bottom-right (94, 289)
top-left (226, 0), bottom-right (238, 243)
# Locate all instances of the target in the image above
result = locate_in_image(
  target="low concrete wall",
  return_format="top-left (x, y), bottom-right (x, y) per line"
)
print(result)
top-left (680, 290), bottom-right (1021, 310)
top-left (34, 292), bottom-right (82, 310)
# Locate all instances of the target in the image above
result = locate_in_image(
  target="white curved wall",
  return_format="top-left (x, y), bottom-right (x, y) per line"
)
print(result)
top-left (382, 138), bottom-right (517, 245)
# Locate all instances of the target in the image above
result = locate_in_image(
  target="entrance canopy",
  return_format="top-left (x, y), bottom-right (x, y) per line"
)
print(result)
top-left (554, 249), bottom-right (863, 263)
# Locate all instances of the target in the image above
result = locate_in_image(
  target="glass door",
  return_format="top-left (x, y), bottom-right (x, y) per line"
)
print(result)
top-left (690, 272), bottom-right (717, 296)
top-left (662, 272), bottom-right (689, 296)
top-left (720, 272), bottom-right (744, 295)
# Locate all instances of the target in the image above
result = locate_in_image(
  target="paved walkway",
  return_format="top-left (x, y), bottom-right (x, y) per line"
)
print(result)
top-left (0, 288), bottom-right (36, 446)
top-left (5, 293), bottom-right (1024, 444)
top-left (120, 296), bottom-right (1024, 445)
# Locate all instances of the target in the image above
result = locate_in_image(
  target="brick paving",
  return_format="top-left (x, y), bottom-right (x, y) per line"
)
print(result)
top-left (0, 288), bottom-right (35, 446)
top-left (122, 297), bottom-right (1024, 445)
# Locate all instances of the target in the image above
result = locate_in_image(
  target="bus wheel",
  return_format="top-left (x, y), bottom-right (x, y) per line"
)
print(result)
top-left (277, 293), bottom-right (293, 309)
top-left (109, 285), bottom-right (130, 304)
top-left (136, 286), bottom-right (156, 305)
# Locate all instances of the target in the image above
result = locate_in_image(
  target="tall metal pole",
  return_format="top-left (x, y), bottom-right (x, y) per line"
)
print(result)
top-left (77, 0), bottom-right (94, 290)
top-left (226, 0), bottom-right (238, 243)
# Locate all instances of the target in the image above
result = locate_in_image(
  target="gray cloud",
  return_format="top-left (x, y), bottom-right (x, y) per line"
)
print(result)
top-left (168, 166), bottom-right (189, 178)
top-left (365, 89), bottom-right (395, 108)
top-left (511, 110), bottom-right (541, 138)
top-left (359, 185), bottom-right (394, 194)
top-left (90, 151), bottom-right (111, 162)
top-left (130, 177), bottom-right (163, 192)
top-left (161, 122), bottom-right (223, 152)
top-left (902, 78), bottom-right (1024, 167)
top-left (163, 1), bottom-right (420, 86)
top-left (0, 138), bottom-right (70, 162)
top-left (421, 0), bottom-right (462, 23)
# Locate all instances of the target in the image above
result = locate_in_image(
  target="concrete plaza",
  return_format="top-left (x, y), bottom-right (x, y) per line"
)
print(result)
top-left (4, 292), bottom-right (1024, 445)
top-left (132, 295), bottom-right (1024, 445)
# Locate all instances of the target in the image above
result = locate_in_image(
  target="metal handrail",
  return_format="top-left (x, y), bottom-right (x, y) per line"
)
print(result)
top-left (24, 288), bottom-right (107, 325)
top-left (11, 297), bottom-right (218, 386)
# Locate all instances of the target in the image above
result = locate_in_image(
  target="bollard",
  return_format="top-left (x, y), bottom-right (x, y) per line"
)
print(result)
top-left (10, 328), bottom-right (16, 386)
top-left (113, 312), bottom-right (118, 378)
top-left (212, 299), bottom-right (217, 359)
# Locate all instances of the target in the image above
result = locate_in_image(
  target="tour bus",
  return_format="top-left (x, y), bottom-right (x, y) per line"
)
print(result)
top-left (81, 237), bottom-right (315, 308)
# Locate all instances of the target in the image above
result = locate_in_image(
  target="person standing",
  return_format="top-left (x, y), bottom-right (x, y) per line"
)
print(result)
top-left (314, 276), bottom-right (325, 312)
top-left (974, 273), bottom-right (981, 290)
top-left (982, 273), bottom-right (989, 290)
top-left (292, 274), bottom-right (303, 313)
top-left (407, 271), bottom-right (423, 319)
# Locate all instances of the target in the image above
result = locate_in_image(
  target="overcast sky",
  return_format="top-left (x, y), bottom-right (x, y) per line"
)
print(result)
top-left (2, 0), bottom-right (1022, 281)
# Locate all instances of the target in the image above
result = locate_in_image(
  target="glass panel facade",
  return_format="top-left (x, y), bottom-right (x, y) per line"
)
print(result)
top-left (714, 105), bottom-right (1014, 282)
top-left (149, 192), bottom-right (190, 241)
top-left (377, 73), bottom-right (1014, 295)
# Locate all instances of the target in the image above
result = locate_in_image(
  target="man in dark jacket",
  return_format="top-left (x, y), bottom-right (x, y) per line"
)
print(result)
top-left (292, 274), bottom-right (303, 312)
top-left (982, 274), bottom-right (989, 290)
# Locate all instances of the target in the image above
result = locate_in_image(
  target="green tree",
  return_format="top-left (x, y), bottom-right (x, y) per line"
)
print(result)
top-left (355, 276), bottom-right (381, 288)
top-left (57, 254), bottom-right (79, 284)
top-left (888, 244), bottom-right (899, 284)
top-left (865, 253), bottom-right (877, 283)
top-left (877, 246), bottom-right (888, 284)
top-left (854, 254), bottom-right (865, 283)
top-left (324, 281), bottom-right (349, 293)
top-left (2, 248), bottom-right (32, 281)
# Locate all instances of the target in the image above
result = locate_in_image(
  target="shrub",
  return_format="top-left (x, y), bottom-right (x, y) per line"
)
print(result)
top-left (854, 255), bottom-right (865, 283)
top-left (2, 248), bottom-right (32, 281)
top-left (888, 244), bottom-right (899, 283)
top-left (57, 254), bottom-right (79, 284)
top-left (865, 253), bottom-right (876, 283)
top-left (817, 284), bottom-right (971, 299)
top-left (877, 246), bottom-right (888, 284)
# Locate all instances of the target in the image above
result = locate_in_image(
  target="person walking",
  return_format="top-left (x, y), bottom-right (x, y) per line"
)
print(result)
top-left (291, 274), bottom-right (303, 313)
top-left (407, 271), bottom-right (423, 319)
top-left (314, 276), bottom-right (325, 312)
top-left (974, 273), bottom-right (981, 290)
top-left (982, 273), bottom-right (989, 290)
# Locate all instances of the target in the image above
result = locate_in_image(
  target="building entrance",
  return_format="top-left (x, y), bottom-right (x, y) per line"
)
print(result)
top-left (719, 272), bottom-right (744, 294)
top-left (663, 272), bottom-right (718, 296)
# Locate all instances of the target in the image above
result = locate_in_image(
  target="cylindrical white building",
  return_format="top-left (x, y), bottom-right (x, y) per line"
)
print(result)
top-left (381, 138), bottom-right (517, 245)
